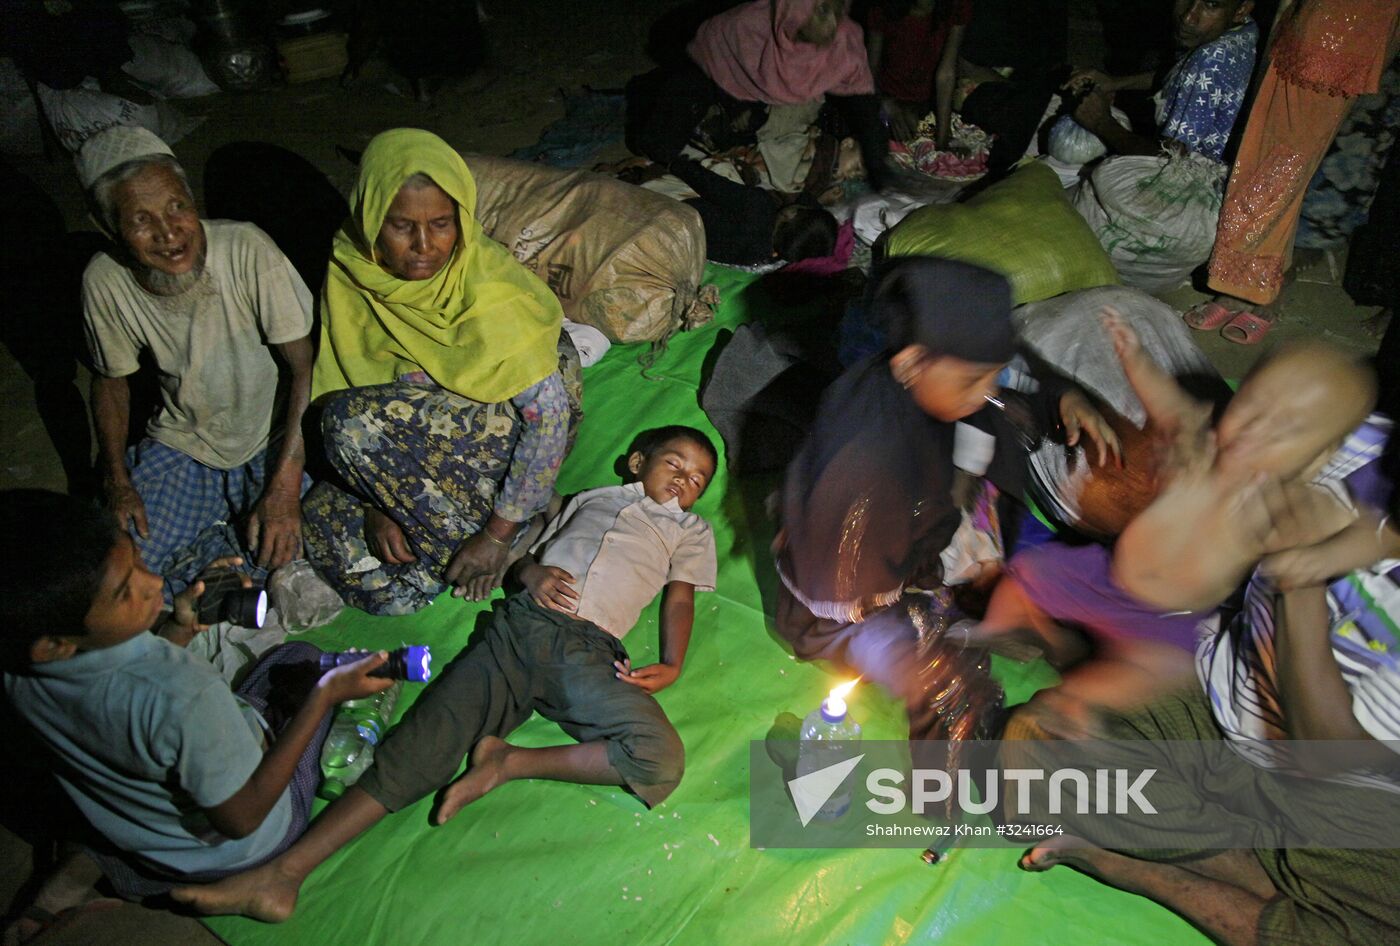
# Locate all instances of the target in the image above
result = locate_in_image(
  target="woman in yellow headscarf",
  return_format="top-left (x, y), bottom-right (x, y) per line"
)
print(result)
top-left (302, 128), bottom-right (581, 615)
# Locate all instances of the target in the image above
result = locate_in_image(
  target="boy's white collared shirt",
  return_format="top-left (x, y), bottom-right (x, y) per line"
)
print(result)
top-left (531, 482), bottom-right (716, 638)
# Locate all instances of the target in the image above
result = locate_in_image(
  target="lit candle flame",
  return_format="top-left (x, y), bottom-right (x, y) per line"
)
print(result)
top-left (829, 677), bottom-right (861, 701)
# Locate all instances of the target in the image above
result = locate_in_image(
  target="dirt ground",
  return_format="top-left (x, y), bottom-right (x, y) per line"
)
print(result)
top-left (0, 0), bottom-right (1386, 942)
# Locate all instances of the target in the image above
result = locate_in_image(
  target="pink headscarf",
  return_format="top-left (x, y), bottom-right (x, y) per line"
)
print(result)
top-left (781, 219), bottom-right (855, 276)
top-left (687, 0), bottom-right (875, 106)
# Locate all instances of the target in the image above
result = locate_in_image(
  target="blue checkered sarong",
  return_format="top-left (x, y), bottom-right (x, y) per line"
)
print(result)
top-left (125, 438), bottom-right (307, 600)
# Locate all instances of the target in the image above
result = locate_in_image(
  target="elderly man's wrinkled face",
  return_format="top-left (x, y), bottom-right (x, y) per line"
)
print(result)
top-left (376, 181), bottom-right (459, 281)
top-left (115, 164), bottom-right (204, 282)
top-left (1173, 0), bottom-right (1252, 49)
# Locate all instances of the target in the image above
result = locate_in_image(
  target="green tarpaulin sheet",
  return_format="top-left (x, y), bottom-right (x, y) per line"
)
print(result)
top-left (207, 266), bottom-right (1210, 946)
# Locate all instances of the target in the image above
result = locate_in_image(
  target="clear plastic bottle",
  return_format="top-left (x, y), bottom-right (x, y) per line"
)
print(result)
top-left (318, 681), bottom-right (401, 800)
top-left (795, 692), bottom-right (863, 820)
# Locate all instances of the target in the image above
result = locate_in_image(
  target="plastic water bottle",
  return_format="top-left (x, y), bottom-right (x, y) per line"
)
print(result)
top-left (318, 682), bottom-right (401, 800)
top-left (795, 688), bottom-right (863, 820)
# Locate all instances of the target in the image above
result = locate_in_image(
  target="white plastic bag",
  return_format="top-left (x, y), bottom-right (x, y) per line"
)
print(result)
top-left (1047, 114), bottom-right (1110, 165)
top-left (1073, 151), bottom-right (1225, 291)
top-left (122, 33), bottom-right (220, 99)
top-left (35, 79), bottom-right (202, 153)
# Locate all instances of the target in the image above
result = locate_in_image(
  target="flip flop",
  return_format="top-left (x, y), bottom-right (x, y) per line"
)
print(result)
top-left (1182, 301), bottom-right (1237, 330)
top-left (3, 899), bottom-right (123, 946)
top-left (1221, 310), bottom-right (1276, 345)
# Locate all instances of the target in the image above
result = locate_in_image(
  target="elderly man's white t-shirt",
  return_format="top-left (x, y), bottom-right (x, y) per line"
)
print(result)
top-left (532, 482), bottom-right (717, 637)
top-left (82, 220), bottom-right (313, 470)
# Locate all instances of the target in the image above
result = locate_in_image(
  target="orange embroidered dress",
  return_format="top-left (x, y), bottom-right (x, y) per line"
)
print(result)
top-left (1207, 0), bottom-right (1400, 305)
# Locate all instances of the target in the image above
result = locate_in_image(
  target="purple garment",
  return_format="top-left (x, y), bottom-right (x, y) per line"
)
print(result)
top-left (1006, 541), bottom-right (1208, 652)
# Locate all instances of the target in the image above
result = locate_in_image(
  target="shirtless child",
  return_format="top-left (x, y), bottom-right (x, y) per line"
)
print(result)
top-left (970, 309), bottom-right (1377, 723)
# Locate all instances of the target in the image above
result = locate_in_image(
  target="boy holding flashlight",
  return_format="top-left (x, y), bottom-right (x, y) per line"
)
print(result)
top-left (0, 490), bottom-right (390, 934)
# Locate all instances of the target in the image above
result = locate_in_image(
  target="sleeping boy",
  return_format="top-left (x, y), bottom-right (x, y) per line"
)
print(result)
top-left (174, 425), bottom-right (719, 922)
top-left (968, 310), bottom-right (1377, 724)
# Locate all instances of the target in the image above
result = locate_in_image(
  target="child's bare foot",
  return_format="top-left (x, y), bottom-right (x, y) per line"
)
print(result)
top-left (170, 861), bottom-right (301, 923)
top-left (435, 736), bottom-right (512, 825)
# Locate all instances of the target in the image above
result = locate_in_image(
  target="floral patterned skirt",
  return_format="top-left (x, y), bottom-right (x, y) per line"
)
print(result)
top-left (304, 337), bottom-right (583, 616)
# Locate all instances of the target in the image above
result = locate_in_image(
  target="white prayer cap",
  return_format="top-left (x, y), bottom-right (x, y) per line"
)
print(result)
top-left (76, 125), bottom-right (177, 190)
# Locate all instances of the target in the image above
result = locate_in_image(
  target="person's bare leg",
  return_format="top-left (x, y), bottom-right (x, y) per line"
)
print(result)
top-left (959, 577), bottom-right (1089, 667)
top-left (1362, 307), bottom-right (1391, 340)
top-left (1051, 643), bottom-right (1197, 716)
top-left (1021, 836), bottom-right (1267, 946)
top-left (435, 737), bottom-right (624, 825)
top-left (171, 787), bottom-right (389, 922)
top-left (2, 848), bottom-right (106, 944)
top-left (1167, 849), bottom-right (1277, 900)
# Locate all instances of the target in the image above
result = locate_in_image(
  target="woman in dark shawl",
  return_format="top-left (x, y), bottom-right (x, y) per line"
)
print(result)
top-left (774, 256), bottom-right (1115, 741)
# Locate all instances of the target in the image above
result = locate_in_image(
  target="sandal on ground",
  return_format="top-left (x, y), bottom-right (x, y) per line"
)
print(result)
top-left (2, 905), bottom-right (59, 946)
top-left (1182, 301), bottom-right (1238, 330)
top-left (1221, 310), bottom-right (1276, 345)
top-left (2, 899), bottom-right (124, 946)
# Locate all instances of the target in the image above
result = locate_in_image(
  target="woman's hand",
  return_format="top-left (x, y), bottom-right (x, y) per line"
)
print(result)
top-left (444, 531), bottom-right (511, 601)
top-left (883, 98), bottom-right (922, 142)
top-left (364, 507), bottom-right (416, 565)
top-left (1059, 390), bottom-right (1121, 467)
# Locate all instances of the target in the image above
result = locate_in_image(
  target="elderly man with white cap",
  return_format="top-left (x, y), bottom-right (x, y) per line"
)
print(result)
top-left (77, 125), bottom-right (314, 597)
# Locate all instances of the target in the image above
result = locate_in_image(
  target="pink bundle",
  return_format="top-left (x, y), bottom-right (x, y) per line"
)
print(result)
top-left (889, 138), bottom-right (989, 181)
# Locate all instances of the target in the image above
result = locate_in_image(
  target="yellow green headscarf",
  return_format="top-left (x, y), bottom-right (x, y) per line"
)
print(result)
top-left (312, 128), bottom-right (562, 403)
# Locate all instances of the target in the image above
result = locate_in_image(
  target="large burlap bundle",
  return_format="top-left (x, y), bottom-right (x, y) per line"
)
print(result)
top-left (464, 153), bottom-right (716, 344)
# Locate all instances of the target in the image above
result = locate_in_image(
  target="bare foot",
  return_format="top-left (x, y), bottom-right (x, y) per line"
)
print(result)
top-left (170, 861), bottom-right (301, 923)
top-left (1019, 834), bottom-right (1103, 874)
top-left (1363, 308), bottom-right (1391, 340)
top-left (1212, 293), bottom-right (1276, 315)
top-left (435, 736), bottom-right (512, 825)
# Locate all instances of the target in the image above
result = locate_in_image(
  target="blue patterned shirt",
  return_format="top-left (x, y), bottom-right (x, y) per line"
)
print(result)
top-left (1156, 20), bottom-right (1258, 161)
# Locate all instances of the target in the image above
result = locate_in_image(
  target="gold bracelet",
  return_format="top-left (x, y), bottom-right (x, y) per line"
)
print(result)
top-left (480, 529), bottom-right (512, 549)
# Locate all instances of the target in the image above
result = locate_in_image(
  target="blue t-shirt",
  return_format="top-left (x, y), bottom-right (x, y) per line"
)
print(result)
top-left (2, 632), bottom-right (291, 875)
top-left (1156, 20), bottom-right (1258, 161)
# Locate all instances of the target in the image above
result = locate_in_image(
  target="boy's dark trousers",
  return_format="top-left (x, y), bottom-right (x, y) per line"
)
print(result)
top-left (359, 594), bottom-right (685, 810)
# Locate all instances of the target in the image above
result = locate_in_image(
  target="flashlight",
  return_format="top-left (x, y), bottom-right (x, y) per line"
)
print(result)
top-left (319, 645), bottom-right (433, 682)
